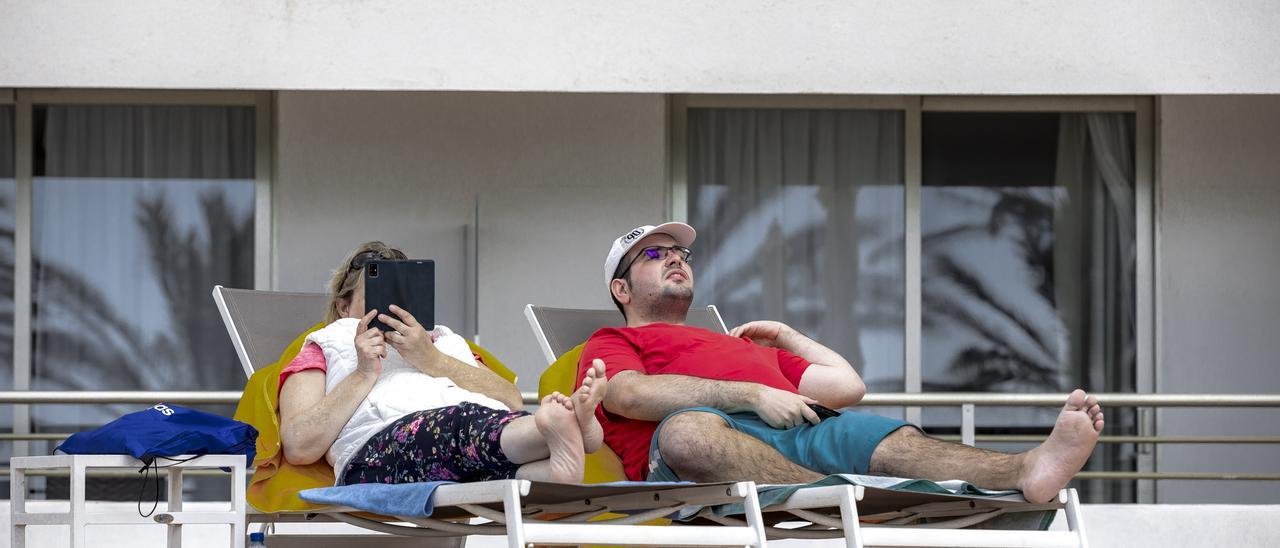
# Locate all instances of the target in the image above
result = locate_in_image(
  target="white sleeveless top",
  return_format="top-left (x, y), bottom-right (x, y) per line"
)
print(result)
top-left (305, 318), bottom-right (509, 478)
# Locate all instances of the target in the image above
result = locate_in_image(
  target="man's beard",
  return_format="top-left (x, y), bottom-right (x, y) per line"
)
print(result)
top-left (640, 283), bottom-right (694, 322)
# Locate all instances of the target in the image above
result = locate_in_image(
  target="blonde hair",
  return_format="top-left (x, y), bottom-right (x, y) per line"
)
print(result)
top-left (325, 241), bottom-right (407, 324)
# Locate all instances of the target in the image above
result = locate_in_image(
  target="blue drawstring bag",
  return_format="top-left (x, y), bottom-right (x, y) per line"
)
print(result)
top-left (56, 403), bottom-right (258, 465)
top-left (55, 403), bottom-right (259, 517)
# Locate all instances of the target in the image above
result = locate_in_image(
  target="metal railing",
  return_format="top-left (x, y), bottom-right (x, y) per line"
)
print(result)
top-left (3, 390), bottom-right (1278, 481)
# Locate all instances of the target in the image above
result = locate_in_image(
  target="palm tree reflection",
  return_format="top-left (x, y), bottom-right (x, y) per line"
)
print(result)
top-left (21, 188), bottom-right (253, 413)
top-left (922, 187), bottom-right (1067, 393)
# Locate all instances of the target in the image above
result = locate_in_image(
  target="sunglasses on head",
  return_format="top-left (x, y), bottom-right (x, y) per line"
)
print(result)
top-left (348, 249), bottom-right (407, 271)
top-left (614, 245), bottom-right (692, 280)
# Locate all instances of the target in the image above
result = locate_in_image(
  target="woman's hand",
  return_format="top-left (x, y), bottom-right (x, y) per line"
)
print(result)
top-left (355, 309), bottom-right (386, 376)
top-left (379, 304), bottom-right (441, 373)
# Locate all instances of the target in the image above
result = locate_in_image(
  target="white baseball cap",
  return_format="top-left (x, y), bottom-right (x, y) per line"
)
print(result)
top-left (603, 222), bottom-right (697, 290)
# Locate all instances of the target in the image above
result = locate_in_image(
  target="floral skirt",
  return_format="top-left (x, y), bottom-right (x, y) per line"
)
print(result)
top-left (339, 402), bottom-right (530, 485)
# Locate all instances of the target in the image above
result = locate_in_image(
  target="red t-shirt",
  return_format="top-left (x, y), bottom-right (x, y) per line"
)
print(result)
top-left (278, 343), bottom-right (328, 399)
top-left (579, 323), bottom-right (811, 481)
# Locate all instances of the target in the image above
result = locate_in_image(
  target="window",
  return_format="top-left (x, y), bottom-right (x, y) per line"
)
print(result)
top-left (2, 94), bottom-right (268, 502)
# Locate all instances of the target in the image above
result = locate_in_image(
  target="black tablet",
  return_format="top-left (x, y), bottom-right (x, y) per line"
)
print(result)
top-left (363, 259), bottom-right (435, 333)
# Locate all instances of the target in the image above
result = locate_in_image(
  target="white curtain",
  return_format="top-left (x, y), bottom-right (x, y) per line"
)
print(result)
top-left (687, 108), bottom-right (905, 391)
top-left (40, 105), bottom-right (253, 178)
top-left (1054, 112), bottom-right (1137, 502)
top-left (1054, 113), bottom-right (1136, 394)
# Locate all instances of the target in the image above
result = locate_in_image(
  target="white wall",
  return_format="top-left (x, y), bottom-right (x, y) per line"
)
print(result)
top-left (1156, 95), bottom-right (1280, 503)
top-left (3, 1), bottom-right (1280, 94)
top-left (274, 91), bottom-right (666, 388)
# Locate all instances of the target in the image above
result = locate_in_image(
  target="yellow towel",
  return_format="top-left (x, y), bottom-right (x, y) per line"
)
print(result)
top-left (233, 323), bottom-right (335, 512)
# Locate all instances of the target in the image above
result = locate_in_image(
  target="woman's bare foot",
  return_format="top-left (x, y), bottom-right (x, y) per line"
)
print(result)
top-left (533, 392), bottom-right (585, 483)
top-left (574, 359), bottom-right (608, 453)
top-left (1019, 389), bottom-right (1105, 502)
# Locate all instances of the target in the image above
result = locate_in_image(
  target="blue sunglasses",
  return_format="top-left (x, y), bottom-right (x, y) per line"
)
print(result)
top-left (614, 245), bottom-right (692, 280)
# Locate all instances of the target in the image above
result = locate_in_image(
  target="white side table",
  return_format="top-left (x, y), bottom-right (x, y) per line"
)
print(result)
top-left (10, 454), bottom-right (247, 548)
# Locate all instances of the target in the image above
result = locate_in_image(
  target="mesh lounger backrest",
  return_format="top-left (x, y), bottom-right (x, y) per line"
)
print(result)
top-left (213, 285), bottom-right (329, 378)
top-left (525, 304), bottom-right (728, 364)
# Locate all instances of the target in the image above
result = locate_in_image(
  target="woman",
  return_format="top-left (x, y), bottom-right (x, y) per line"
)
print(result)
top-left (278, 242), bottom-right (605, 485)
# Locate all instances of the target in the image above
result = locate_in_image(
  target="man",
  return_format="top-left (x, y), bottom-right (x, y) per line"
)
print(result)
top-left (578, 222), bottom-right (1104, 503)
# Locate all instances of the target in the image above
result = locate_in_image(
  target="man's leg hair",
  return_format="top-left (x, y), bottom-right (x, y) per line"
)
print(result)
top-left (869, 389), bottom-right (1104, 503)
top-left (869, 427), bottom-right (1024, 487)
top-left (658, 411), bottom-right (822, 484)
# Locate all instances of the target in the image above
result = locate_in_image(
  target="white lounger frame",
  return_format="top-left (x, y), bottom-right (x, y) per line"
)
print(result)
top-left (248, 480), bottom-right (768, 547)
top-left (698, 484), bottom-right (1088, 548)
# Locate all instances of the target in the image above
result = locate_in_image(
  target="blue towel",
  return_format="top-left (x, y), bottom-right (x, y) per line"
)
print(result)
top-left (300, 481), bottom-right (453, 517)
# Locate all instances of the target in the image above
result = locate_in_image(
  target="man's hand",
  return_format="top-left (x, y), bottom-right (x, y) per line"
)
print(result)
top-left (750, 385), bottom-right (820, 429)
top-left (379, 304), bottom-right (441, 373)
top-left (730, 321), bottom-right (796, 348)
top-left (735, 320), bottom-right (868, 409)
top-left (355, 309), bottom-right (386, 376)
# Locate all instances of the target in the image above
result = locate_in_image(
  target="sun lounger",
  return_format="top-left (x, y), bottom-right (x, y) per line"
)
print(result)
top-left (212, 286), bottom-right (769, 547)
top-left (525, 303), bottom-right (1091, 547)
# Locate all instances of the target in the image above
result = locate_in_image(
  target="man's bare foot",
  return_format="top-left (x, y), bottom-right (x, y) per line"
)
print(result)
top-left (533, 393), bottom-right (585, 483)
top-left (1019, 389), bottom-right (1105, 502)
top-left (574, 359), bottom-right (608, 453)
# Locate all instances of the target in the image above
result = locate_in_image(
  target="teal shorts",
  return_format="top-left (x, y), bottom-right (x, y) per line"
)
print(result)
top-left (646, 406), bottom-right (912, 482)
